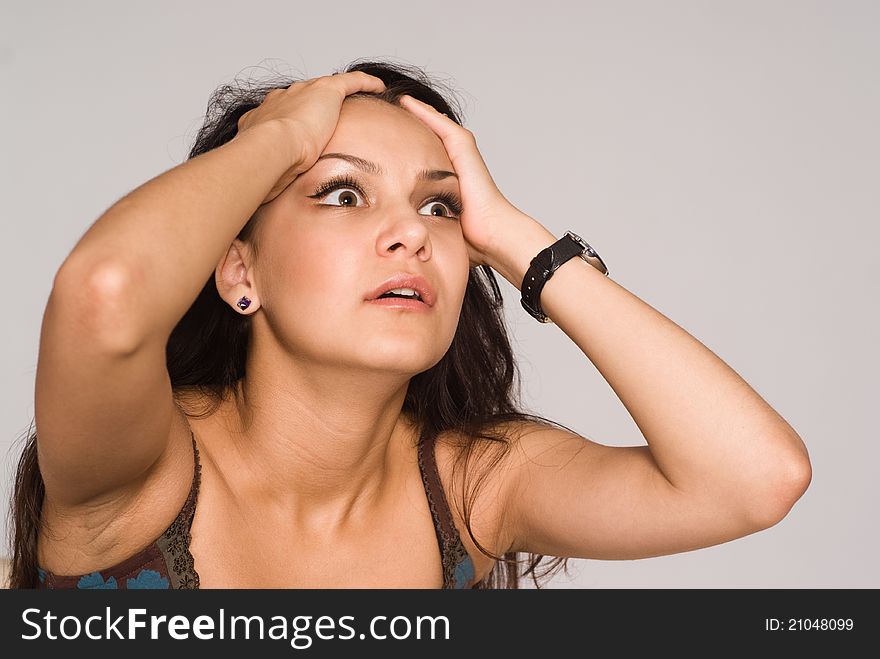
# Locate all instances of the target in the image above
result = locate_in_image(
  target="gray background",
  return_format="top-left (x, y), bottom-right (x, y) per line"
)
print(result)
top-left (1, 0), bottom-right (876, 587)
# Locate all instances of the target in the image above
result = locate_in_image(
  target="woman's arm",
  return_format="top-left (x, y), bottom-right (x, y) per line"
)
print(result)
top-left (36, 121), bottom-right (296, 506)
top-left (488, 216), bottom-right (810, 509)
top-left (486, 217), bottom-right (811, 558)
top-left (55, 121), bottom-right (293, 351)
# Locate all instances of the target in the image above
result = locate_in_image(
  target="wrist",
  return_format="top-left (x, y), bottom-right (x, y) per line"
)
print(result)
top-left (484, 215), bottom-right (558, 290)
top-left (232, 120), bottom-right (304, 172)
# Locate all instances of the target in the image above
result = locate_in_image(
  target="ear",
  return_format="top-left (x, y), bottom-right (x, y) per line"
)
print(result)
top-left (216, 239), bottom-right (260, 314)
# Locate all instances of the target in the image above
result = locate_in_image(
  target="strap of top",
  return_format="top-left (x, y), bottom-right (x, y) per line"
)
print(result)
top-left (182, 430), bottom-right (201, 530)
top-left (154, 429), bottom-right (201, 588)
top-left (417, 432), bottom-right (473, 588)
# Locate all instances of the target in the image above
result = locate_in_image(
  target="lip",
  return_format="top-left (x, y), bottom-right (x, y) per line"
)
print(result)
top-left (365, 272), bottom-right (437, 308)
top-left (366, 297), bottom-right (432, 311)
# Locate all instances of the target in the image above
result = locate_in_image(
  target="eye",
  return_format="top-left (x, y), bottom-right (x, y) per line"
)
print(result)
top-left (418, 193), bottom-right (463, 219)
top-left (419, 201), bottom-right (454, 217)
top-left (317, 186), bottom-right (366, 208)
top-left (307, 174), bottom-right (369, 207)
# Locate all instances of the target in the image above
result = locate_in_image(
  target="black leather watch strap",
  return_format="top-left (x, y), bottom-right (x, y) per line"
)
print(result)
top-left (520, 234), bottom-right (586, 323)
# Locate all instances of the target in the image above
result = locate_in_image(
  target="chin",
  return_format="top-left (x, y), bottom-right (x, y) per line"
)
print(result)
top-left (380, 350), bottom-right (443, 373)
top-left (355, 338), bottom-right (447, 372)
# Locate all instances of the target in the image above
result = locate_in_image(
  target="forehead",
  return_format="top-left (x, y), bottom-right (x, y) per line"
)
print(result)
top-left (322, 96), bottom-right (451, 167)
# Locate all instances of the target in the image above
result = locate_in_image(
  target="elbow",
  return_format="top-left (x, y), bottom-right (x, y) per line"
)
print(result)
top-left (748, 449), bottom-right (812, 529)
top-left (51, 258), bottom-right (147, 356)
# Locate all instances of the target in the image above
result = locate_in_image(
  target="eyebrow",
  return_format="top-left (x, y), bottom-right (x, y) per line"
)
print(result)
top-left (315, 152), bottom-right (458, 182)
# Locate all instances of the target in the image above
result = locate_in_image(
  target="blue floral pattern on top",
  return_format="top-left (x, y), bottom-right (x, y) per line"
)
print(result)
top-left (126, 569), bottom-right (170, 589)
top-left (454, 557), bottom-right (475, 589)
top-left (76, 572), bottom-right (118, 589)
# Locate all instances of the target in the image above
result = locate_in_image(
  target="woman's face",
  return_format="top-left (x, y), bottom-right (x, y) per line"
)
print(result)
top-left (250, 96), bottom-right (470, 375)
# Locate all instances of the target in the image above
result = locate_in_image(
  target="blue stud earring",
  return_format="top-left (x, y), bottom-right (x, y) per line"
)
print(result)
top-left (236, 296), bottom-right (251, 311)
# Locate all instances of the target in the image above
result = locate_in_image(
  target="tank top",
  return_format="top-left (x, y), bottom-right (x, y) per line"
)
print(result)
top-left (36, 431), bottom-right (477, 589)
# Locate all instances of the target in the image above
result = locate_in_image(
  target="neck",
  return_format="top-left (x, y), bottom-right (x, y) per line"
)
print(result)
top-left (201, 350), bottom-right (420, 533)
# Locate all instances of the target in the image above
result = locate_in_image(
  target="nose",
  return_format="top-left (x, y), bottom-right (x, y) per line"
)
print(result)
top-left (375, 209), bottom-right (432, 261)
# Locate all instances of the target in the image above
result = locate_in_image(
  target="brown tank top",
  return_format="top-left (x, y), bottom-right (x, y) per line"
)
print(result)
top-left (36, 431), bottom-right (477, 589)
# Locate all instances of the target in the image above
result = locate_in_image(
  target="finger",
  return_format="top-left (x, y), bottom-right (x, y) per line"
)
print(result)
top-left (338, 71), bottom-right (386, 95)
top-left (398, 94), bottom-right (461, 142)
top-left (399, 95), bottom-right (501, 200)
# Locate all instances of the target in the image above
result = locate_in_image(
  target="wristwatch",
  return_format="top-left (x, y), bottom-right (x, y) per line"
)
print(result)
top-left (520, 230), bottom-right (608, 324)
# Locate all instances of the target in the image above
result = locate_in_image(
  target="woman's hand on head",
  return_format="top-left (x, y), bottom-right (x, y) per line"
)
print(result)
top-left (236, 72), bottom-right (387, 204)
top-left (398, 94), bottom-right (530, 269)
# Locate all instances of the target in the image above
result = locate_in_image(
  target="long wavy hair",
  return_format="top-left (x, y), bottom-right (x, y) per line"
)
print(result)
top-left (7, 59), bottom-right (576, 589)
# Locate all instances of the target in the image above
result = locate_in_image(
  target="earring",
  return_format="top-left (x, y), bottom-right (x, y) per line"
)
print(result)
top-left (236, 296), bottom-right (251, 311)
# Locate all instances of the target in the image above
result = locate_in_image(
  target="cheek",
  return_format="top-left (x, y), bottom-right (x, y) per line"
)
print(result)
top-left (265, 232), bottom-right (358, 307)
top-left (445, 234), bottom-right (471, 294)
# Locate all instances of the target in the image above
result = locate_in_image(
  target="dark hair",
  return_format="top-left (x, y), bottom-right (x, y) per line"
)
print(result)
top-left (7, 59), bottom-right (575, 589)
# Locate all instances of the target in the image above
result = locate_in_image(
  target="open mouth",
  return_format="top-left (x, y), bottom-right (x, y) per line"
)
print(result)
top-left (368, 289), bottom-right (431, 310)
top-left (365, 273), bottom-right (436, 309)
top-left (376, 288), bottom-right (423, 302)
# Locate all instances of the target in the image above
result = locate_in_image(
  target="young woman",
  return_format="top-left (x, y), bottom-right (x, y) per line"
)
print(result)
top-left (9, 60), bottom-right (811, 589)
